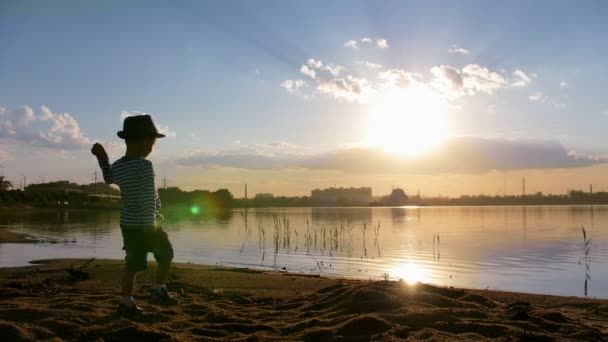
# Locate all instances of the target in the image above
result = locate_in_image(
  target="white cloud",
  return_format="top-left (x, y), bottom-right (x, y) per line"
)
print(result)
top-left (560, 81), bottom-right (567, 88)
top-left (157, 124), bottom-right (176, 138)
top-left (379, 69), bottom-right (420, 89)
top-left (462, 64), bottom-right (507, 94)
top-left (430, 65), bottom-right (464, 97)
top-left (120, 110), bottom-right (130, 121)
top-left (283, 57), bottom-right (507, 104)
top-left (0, 107), bottom-right (5, 118)
top-left (511, 69), bottom-right (533, 87)
top-left (306, 58), bottom-right (323, 69)
top-left (0, 105), bottom-right (93, 150)
top-left (528, 92), bottom-right (546, 102)
top-left (120, 109), bottom-right (147, 122)
top-left (323, 64), bottom-right (345, 76)
top-left (260, 141), bottom-right (297, 149)
top-left (356, 61), bottom-right (383, 69)
top-left (376, 38), bottom-right (389, 48)
top-left (487, 104), bottom-right (496, 114)
top-left (2, 106), bottom-right (36, 134)
top-left (344, 40), bottom-right (358, 49)
top-left (300, 65), bottom-right (316, 79)
top-left (255, 68), bottom-right (261, 76)
top-left (448, 46), bottom-right (470, 55)
top-left (281, 79), bottom-right (305, 93)
top-left (317, 75), bottom-right (373, 103)
top-left (345, 37), bottom-right (388, 49)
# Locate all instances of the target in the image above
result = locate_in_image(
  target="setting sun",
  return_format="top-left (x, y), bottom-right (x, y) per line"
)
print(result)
top-left (366, 85), bottom-right (450, 157)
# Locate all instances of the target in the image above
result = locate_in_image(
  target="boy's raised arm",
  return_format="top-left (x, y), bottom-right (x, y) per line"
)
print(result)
top-left (91, 143), bottom-right (113, 184)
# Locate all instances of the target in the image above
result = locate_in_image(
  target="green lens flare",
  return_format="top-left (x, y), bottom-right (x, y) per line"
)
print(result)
top-left (190, 205), bottom-right (200, 215)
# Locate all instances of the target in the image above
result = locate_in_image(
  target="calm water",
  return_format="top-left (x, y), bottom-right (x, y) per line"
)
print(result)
top-left (0, 206), bottom-right (607, 298)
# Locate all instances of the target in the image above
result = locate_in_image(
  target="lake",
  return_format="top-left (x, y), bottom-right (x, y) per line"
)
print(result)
top-left (0, 206), bottom-right (606, 298)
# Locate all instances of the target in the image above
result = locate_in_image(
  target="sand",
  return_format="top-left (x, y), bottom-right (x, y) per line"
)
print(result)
top-left (0, 230), bottom-right (37, 244)
top-left (0, 259), bottom-right (606, 341)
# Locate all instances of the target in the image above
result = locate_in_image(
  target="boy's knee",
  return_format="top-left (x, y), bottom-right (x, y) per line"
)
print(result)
top-left (125, 254), bottom-right (148, 272)
top-left (152, 229), bottom-right (174, 265)
top-left (154, 248), bottom-right (174, 266)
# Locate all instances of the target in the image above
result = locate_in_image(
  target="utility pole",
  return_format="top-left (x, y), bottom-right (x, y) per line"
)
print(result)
top-left (590, 184), bottom-right (593, 194)
top-left (522, 177), bottom-right (526, 196)
top-left (22, 174), bottom-right (26, 191)
top-left (163, 176), bottom-right (167, 189)
top-left (503, 173), bottom-right (507, 197)
top-left (244, 184), bottom-right (248, 199)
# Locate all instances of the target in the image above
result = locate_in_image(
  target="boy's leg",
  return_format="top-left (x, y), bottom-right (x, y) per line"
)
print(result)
top-left (156, 262), bottom-right (170, 285)
top-left (150, 227), bottom-right (179, 305)
top-left (119, 227), bottom-right (147, 314)
top-left (122, 270), bottom-right (137, 297)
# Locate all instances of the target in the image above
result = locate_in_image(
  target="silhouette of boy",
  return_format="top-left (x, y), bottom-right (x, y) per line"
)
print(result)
top-left (91, 114), bottom-right (178, 316)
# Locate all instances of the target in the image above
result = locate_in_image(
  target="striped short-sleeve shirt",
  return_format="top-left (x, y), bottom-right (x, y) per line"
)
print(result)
top-left (98, 156), bottom-right (161, 228)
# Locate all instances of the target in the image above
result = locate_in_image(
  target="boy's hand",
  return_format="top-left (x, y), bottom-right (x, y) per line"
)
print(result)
top-left (91, 143), bottom-right (108, 161)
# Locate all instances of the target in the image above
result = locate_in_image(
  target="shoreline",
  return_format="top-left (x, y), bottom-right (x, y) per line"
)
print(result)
top-left (1, 258), bottom-right (606, 341)
top-left (0, 230), bottom-right (37, 244)
top-left (4, 203), bottom-right (608, 212)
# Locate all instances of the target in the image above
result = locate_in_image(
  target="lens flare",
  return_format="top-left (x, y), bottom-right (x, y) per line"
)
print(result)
top-left (190, 205), bottom-right (200, 215)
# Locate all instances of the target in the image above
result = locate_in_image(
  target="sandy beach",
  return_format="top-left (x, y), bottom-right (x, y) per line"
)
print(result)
top-left (0, 230), bottom-right (37, 244)
top-left (0, 259), bottom-right (606, 341)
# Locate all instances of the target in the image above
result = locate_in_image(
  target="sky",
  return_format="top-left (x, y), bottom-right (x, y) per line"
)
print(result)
top-left (2, 0), bottom-right (608, 197)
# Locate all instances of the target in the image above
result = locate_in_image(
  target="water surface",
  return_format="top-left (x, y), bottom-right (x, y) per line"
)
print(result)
top-left (0, 206), bottom-right (606, 298)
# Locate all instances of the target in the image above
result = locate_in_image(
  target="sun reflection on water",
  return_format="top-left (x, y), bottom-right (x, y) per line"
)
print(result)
top-left (392, 262), bottom-right (432, 285)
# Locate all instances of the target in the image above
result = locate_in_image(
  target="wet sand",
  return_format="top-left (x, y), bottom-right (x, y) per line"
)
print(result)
top-left (0, 258), bottom-right (606, 341)
top-left (0, 230), bottom-right (36, 244)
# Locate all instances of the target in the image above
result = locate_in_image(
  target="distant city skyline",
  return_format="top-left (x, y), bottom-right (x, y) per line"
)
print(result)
top-left (2, 1), bottom-right (608, 197)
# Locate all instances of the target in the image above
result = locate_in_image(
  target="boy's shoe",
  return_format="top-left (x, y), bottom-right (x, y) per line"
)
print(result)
top-left (150, 285), bottom-right (180, 305)
top-left (117, 301), bottom-right (143, 317)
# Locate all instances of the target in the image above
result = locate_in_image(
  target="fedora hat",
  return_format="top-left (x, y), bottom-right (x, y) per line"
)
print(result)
top-left (117, 114), bottom-right (166, 139)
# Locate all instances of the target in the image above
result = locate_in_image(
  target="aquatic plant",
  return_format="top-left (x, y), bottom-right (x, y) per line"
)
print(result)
top-left (373, 221), bottom-right (381, 241)
top-left (582, 226), bottom-right (592, 296)
top-left (257, 219), bottom-right (265, 250)
top-left (272, 213), bottom-right (281, 254)
top-left (433, 234), bottom-right (441, 261)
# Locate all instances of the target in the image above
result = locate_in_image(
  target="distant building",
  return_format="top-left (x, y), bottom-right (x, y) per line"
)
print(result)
top-left (254, 193), bottom-right (274, 199)
top-left (311, 187), bottom-right (372, 205)
top-left (387, 188), bottom-right (409, 206)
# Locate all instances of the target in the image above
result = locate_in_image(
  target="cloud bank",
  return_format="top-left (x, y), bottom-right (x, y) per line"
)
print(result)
top-left (176, 137), bottom-right (604, 174)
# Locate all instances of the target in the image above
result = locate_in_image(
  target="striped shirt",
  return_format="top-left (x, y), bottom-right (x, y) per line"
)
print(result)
top-left (97, 156), bottom-right (161, 228)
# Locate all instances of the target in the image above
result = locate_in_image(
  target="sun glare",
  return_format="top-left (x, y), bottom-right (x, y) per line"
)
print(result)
top-left (366, 85), bottom-right (450, 157)
top-left (392, 262), bottom-right (431, 285)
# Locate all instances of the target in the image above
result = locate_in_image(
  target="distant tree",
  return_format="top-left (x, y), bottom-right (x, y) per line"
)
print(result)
top-left (0, 176), bottom-right (12, 191)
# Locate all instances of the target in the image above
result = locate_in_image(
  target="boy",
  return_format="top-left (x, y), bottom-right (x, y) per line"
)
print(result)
top-left (91, 114), bottom-right (178, 316)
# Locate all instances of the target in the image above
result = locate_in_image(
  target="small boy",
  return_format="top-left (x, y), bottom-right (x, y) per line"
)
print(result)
top-left (91, 114), bottom-right (178, 316)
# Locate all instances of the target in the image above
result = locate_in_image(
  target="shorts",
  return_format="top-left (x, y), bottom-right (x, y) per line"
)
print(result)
top-left (120, 226), bottom-right (174, 272)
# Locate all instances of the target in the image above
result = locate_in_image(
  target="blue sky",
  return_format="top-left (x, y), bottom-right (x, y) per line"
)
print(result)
top-left (2, 0), bottom-right (608, 196)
